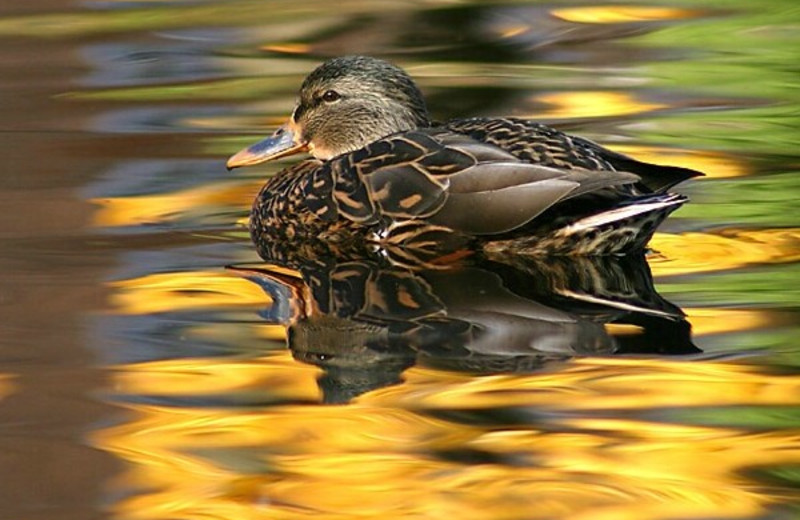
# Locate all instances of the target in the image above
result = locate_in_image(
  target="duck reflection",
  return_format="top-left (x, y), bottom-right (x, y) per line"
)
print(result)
top-left (232, 248), bottom-right (698, 404)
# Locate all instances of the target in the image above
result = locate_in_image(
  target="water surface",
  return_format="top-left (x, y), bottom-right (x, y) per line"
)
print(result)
top-left (0, 1), bottom-right (798, 519)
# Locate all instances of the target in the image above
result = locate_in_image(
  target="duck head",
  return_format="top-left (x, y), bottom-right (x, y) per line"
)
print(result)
top-left (227, 56), bottom-right (430, 169)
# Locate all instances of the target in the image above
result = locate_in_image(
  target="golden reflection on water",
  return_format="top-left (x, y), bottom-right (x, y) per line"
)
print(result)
top-left (551, 6), bottom-right (704, 24)
top-left (94, 356), bottom-right (800, 520)
top-left (490, 5), bottom-right (706, 44)
top-left (111, 351), bottom-right (318, 402)
top-left (110, 271), bottom-right (268, 314)
top-left (536, 91), bottom-right (665, 119)
top-left (91, 180), bottom-right (262, 228)
top-left (650, 228), bottom-right (800, 277)
top-left (96, 248), bottom-right (799, 519)
top-left (261, 43), bottom-right (313, 54)
top-left (685, 308), bottom-right (772, 336)
top-left (373, 360), bottom-right (800, 410)
top-left (97, 249), bottom-right (798, 520)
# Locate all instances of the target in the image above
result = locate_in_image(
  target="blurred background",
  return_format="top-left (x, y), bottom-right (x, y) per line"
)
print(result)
top-left (0, 1), bottom-right (798, 519)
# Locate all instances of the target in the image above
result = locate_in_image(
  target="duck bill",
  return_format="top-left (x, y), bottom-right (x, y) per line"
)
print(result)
top-left (226, 124), bottom-right (308, 170)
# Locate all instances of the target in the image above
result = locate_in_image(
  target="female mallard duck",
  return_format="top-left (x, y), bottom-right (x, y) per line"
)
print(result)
top-left (228, 55), bottom-right (702, 256)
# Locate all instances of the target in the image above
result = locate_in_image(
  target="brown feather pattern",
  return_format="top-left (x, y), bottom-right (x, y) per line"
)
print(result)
top-left (250, 118), bottom-right (700, 255)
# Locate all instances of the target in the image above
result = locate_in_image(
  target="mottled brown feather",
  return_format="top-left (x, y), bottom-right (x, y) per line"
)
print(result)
top-left (249, 121), bottom-right (693, 255)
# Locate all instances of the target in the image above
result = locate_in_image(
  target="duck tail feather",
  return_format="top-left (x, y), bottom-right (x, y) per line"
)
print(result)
top-left (566, 193), bottom-right (686, 231)
top-left (594, 149), bottom-right (705, 192)
top-left (550, 193), bottom-right (687, 254)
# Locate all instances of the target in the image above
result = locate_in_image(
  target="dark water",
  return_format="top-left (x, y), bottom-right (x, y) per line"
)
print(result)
top-left (1, 1), bottom-right (798, 519)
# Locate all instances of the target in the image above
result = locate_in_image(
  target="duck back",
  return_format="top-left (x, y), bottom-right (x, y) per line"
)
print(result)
top-left (446, 117), bottom-right (703, 193)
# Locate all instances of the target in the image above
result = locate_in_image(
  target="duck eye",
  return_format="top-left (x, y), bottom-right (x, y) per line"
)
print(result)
top-left (321, 90), bottom-right (341, 103)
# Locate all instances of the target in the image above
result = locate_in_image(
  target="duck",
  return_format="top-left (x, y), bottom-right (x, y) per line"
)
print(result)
top-left (227, 55), bottom-right (703, 256)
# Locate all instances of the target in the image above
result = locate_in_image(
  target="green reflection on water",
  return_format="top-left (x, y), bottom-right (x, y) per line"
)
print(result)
top-left (0, 0), bottom-right (404, 37)
top-left (640, 107), bottom-right (800, 158)
top-left (668, 405), bottom-right (800, 429)
top-left (658, 263), bottom-right (800, 306)
top-left (62, 78), bottom-right (279, 101)
top-left (678, 173), bottom-right (800, 225)
top-left (629, 3), bottom-right (799, 157)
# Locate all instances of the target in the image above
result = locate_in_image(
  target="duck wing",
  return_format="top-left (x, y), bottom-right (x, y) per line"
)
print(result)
top-left (323, 129), bottom-right (639, 236)
top-left (446, 117), bottom-right (704, 193)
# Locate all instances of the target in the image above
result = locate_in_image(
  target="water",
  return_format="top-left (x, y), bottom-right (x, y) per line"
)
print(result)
top-left (0, 1), bottom-right (798, 519)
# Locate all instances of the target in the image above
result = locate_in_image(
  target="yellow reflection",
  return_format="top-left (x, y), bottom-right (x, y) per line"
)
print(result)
top-left (610, 145), bottom-right (746, 179)
top-left (498, 24), bottom-right (529, 39)
top-left (686, 308), bottom-right (772, 336)
top-left (604, 323), bottom-right (644, 335)
top-left (235, 215), bottom-right (250, 227)
top-left (110, 271), bottom-right (268, 314)
top-left (650, 228), bottom-right (800, 277)
top-left (94, 354), bottom-right (800, 520)
top-left (380, 360), bottom-right (800, 411)
top-left (260, 43), bottom-right (312, 54)
top-left (552, 6), bottom-right (702, 24)
top-left (111, 351), bottom-right (313, 400)
top-left (0, 374), bottom-right (16, 401)
top-left (91, 180), bottom-right (262, 228)
top-left (535, 91), bottom-right (665, 119)
top-left (474, 422), bottom-right (795, 520)
top-left (254, 324), bottom-right (288, 341)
